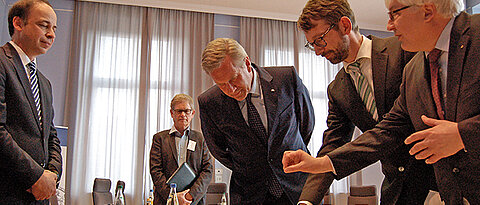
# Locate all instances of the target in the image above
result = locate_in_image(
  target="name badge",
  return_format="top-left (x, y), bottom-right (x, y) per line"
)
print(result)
top-left (187, 140), bottom-right (196, 151)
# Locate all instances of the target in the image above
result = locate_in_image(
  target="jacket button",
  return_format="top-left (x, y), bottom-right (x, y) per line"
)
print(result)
top-left (398, 166), bottom-right (405, 172)
top-left (453, 168), bottom-right (460, 173)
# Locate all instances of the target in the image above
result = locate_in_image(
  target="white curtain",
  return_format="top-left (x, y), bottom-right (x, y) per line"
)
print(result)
top-left (239, 16), bottom-right (355, 202)
top-left (65, 2), bottom-right (214, 204)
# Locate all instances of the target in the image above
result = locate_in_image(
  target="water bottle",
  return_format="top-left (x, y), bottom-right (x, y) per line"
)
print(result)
top-left (114, 185), bottom-right (125, 205)
top-left (166, 183), bottom-right (179, 205)
top-left (146, 189), bottom-right (154, 205)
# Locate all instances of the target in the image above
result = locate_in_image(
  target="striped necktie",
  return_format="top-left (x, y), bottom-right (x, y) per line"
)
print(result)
top-left (27, 62), bottom-right (42, 125)
top-left (347, 60), bottom-right (378, 121)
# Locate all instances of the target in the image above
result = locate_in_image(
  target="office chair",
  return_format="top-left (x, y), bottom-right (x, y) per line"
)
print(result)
top-left (93, 178), bottom-right (113, 205)
top-left (323, 192), bottom-right (334, 205)
top-left (206, 182), bottom-right (227, 205)
top-left (347, 185), bottom-right (377, 205)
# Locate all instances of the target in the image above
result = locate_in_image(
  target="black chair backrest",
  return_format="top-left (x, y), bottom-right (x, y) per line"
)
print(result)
top-left (93, 178), bottom-right (113, 205)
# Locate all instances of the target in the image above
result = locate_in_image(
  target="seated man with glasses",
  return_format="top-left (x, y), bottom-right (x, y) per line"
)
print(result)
top-left (150, 94), bottom-right (213, 205)
top-left (292, 0), bottom-right (435, 204)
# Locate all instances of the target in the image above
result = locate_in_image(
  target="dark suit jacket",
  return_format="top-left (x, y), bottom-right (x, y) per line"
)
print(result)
top-left (300, 37), bottom-right (435, 205)
top-left (150, 129), bottom-right (213, 205)
top-left (198, 64), bottom-right (315, 204)
top-left (0, 42), bottom-right (62, 204)
top-left (327, 12), bottom-right (480, 204)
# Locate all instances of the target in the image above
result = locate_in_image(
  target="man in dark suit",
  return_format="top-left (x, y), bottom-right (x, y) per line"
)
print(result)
top-left (283, 0), bottom-right (480, 203)
top-left (198, 38), bottom-right (315, 205)
top-left (150, 94), bottom-right (213, 205)
top-left (0, 0), bottom-right (62, 204)
top-left (295, 0), bottom-right (434, 204)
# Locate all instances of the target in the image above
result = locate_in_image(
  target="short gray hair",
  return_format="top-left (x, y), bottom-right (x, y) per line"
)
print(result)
top-left (170, 94), bottom-right (194, 110)
top-left (385, 0), bottom-right (464, 18)
top-left (201, 38), bottom-right (248, 74)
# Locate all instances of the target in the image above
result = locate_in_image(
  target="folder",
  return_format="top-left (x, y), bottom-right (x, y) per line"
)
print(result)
top-left (166, 162), bottom-right (196, 191)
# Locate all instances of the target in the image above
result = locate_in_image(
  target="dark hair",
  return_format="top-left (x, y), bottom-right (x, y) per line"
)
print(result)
top-left (8, 0), bottom-right (52, 37)
top-left (298, 0), bottom-right (358, 32)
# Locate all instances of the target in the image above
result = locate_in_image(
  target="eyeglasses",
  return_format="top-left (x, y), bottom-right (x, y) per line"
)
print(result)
top-left (388, 5), bottom-right (412, 21)
top-left (173, 109), bottom-right (193, 115)
top-left (305, 24), bottom-right (335, 51)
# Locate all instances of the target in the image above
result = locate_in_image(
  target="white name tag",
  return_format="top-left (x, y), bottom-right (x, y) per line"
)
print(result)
top-left (187, 140), bottom-right (196, 151)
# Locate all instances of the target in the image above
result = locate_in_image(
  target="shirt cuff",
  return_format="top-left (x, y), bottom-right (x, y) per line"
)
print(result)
top-left (325, 155), bottom-right (337, 175)
top-left (298, 201), bottom-right (313, 205)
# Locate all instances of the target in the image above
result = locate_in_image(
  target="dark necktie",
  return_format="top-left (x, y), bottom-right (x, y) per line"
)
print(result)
top-left (27, 62), bottom-right (42, 125)
top-left (428, 49), bottom-right (444, 120)
top-left (245, 94), bottom-right (283, 198)
top-left (246, 94), bottom-right (267, 144)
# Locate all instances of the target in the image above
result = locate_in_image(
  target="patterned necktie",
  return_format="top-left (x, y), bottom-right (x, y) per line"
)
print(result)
top-left (245, 94), bottom-right (283, 198)
top-left (246, 94), bottom-right (267, 144)
top-left (347, 60), bottom-right (378, 121)
top-left (27, 62), bottom-right (42, 125)
top-left (428, 48), bottom-right (444, 120)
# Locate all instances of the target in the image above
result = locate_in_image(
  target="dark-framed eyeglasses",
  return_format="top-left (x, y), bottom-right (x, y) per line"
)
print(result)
top-left (173, 109), bottom-right (193, 115)
top-left (388, 5), bottom-right (412, 21)
top-left (305, 24), bottom-right (335, 51)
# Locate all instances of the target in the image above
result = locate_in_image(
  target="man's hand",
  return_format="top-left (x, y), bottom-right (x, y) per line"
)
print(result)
top-left (29, 170), bottom-right (57, 200)
top-left (177, 189), bottom-right (192, 205)
top-left (405, 115), bottom-right (465, 164)
top-left (282, 150), bottom-right (333, 174)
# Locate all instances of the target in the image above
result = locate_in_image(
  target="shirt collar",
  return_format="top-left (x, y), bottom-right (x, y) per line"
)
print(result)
top-left (169, 125), bottom-right (190, 137)
top-left (424, 17), bottom-right (454, 57)
top-left (343, 35), bottom-right (371, 69)
top-left (249, 68), bottom-right (261, 97)
top-left (9, 41), bottom-right (36, 66)
top-left (435, 17), bottom-right (454, 53)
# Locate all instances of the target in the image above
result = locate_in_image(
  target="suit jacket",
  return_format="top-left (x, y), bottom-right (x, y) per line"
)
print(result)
top-left (300, 37), bottom-right (435, 205)
top-left (198, 64), bottom-right (315, 204)
top-left (0, 42), bottom-right (62, 204)
top-left (150, 129), bottom-right (213, 205)
top-left (327, 12), bottom-right (480, 204)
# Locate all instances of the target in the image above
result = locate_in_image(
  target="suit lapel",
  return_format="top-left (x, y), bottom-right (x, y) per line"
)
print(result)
top-left (217, 91), bottom-right (267, 146)
top-left (445, 12), bottom-right (470, 121)
top-left (256, 65), bottom-right (277, 137)
top-left (414, 53), bottom-right (439, 118)
top-left (167, 133), bottom-right (179, 167)
top-left (186, 131), bottom-right (195, 163)
top-left (4, 43), bottom-right (42, 131)
top-left (337, 70), bottom-right (376, 131)
top-left (38, 72), bottom-right (50, 138)
top-left (371, 39), bottom-right (388, 117)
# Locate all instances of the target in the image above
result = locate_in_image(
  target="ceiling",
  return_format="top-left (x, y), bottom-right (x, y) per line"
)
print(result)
top-left (82, 0), bottom-right (391, 31)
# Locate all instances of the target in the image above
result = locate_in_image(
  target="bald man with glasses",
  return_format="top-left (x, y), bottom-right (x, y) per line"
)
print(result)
top-left (294, 0), bottom-right (435, 204)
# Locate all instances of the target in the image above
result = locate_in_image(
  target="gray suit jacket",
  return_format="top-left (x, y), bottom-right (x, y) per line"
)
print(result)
top-left (0, 42), bottom-right (62, 204)
top-left (150, 129), bottom-right (213, 205)
top-left (300, 37), bottom-right (434, 205)
top-left (198, 64), bottom-right (315, 204)
top-left (327, 12), bottom-right (480, 204)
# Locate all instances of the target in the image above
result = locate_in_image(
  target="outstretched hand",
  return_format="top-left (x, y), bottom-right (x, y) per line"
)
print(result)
top-left (282, 150), bottom-right (333, 174)
top-left (405, 115), bottom-right (465, 164)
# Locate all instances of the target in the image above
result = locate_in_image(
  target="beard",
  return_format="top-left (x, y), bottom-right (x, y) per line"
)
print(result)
top-left (324, 35), bottom-right (349, 64)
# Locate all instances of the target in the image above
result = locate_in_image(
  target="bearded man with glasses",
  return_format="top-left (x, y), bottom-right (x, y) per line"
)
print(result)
top-left (284, 0), bottom-right (480, 203)
top-left (292, 0), bottom-right (435, 204)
